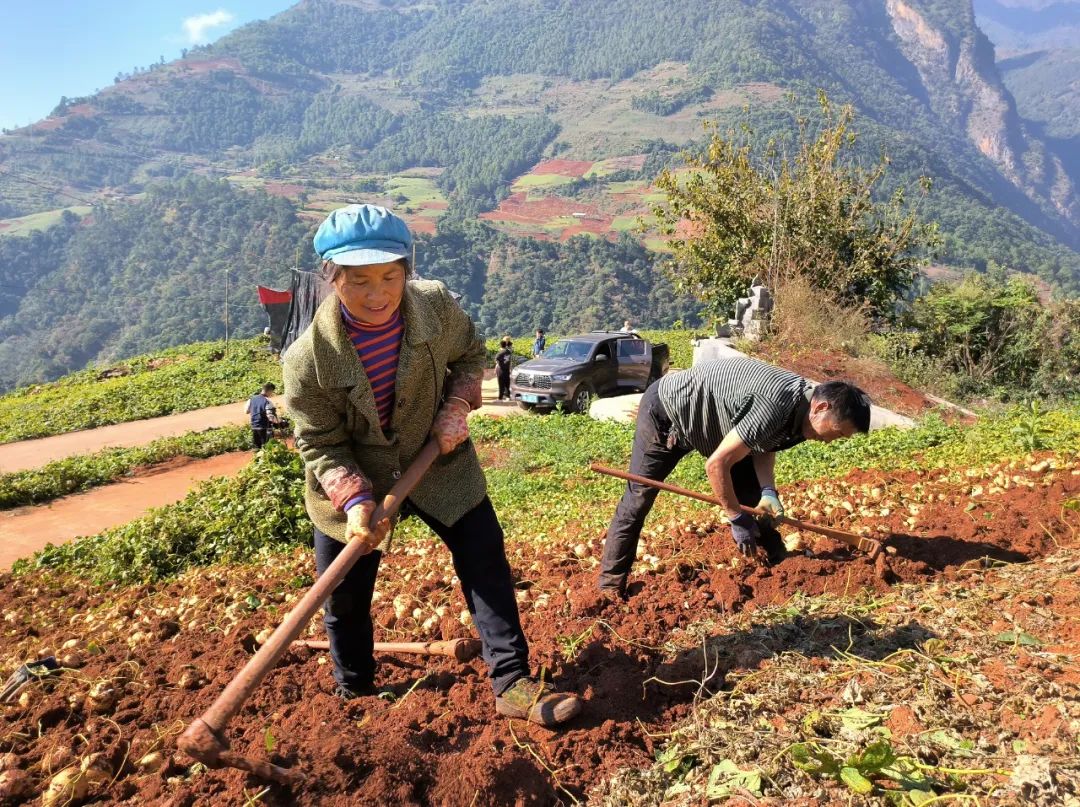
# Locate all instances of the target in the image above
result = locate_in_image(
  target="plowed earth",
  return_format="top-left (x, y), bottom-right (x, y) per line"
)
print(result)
top-left (0, 456), bottom-right (1076, 805)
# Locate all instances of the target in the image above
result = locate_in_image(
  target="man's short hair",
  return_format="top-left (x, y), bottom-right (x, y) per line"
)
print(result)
top-left (811, 381), bottom-right (871, 433)
top-left (262, 382), bottom-right (277, 393)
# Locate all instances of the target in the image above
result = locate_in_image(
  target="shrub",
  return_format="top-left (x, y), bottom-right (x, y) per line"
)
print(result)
top-left (767, 274), bottom-right (870, 356)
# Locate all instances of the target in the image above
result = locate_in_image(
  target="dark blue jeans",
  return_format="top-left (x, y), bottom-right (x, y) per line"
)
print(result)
top-left (314, 496), bottom-right (529, 696)
top-left (598, 383), bottom-right (766, 592)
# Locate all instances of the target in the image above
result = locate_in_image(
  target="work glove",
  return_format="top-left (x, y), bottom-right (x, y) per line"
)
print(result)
top-left (756, 486), bottom-right (784, 527)
top-left (345, 500), bottom-right (392, 555)
top-left (431, 396), bottom-right (471, 455)
top-left (729, 512), bottom-right (760, 557)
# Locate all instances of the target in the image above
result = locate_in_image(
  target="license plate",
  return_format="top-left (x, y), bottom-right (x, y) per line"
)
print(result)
top-left (522, 394), bottom-right (540, 403)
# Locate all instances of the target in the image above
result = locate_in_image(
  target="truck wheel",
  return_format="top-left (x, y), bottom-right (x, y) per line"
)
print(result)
top-left (570, 384), bottom-right (594, 414)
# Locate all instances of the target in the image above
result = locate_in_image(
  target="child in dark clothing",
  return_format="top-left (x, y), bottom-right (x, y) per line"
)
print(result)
top-left (495, 337), bottom-right (513, 400)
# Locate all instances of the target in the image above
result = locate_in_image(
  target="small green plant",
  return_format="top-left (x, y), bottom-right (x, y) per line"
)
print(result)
top-left (790, 739), bottom-right (940, 802)
top-left (555, 624), bottom-right (594, 662)
top-left (1011, 400), bottom-right (1049, 451)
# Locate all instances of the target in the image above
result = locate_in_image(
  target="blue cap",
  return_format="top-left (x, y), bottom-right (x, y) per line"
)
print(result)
top-left (313, 204), bottom-right (412, 266)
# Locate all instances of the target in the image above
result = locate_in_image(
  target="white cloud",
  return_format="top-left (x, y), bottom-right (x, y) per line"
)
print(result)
top-left (182, 10), bottom-right (236, 44)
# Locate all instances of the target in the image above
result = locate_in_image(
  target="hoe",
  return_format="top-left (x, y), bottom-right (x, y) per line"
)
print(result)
top-left (589, 463), bottom-right (883, 559)
top-left (179, 441), bottom-right (443, 785)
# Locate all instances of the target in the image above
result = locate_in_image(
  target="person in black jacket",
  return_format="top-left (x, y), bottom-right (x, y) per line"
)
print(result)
top-left (495, 337), bottom-right (513, 400)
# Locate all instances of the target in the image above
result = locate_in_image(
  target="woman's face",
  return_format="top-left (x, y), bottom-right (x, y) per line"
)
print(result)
top-left (332, 261), bottom-right (406, 326)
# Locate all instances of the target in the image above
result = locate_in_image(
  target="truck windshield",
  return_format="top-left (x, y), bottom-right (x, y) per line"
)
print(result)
top-left (543, 340), bottom-right (592, 360)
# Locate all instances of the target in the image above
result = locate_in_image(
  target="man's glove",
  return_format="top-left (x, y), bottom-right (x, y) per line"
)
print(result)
top-left (756, 486), bottom-right (784, 526)
top-left (345, 500), bottom-right (391, 555)
top-left (729, 512), bottom-right (760, 557)
top-left (431, 396), bottom-right (471, 454)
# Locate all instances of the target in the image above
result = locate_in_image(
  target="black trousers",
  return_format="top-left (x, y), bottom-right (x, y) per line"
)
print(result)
top-left (598, 383), bottom-right (767, 591)
top-left (252, 427), bottom-right (272, 449)
top-left (496, 370), bottom-right (511, 399)
top-left (314, 496), bottom-right (530, 695)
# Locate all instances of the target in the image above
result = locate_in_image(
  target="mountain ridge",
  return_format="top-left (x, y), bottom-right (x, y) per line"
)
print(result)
top-left (0, 0), bottom-right (1078, 390)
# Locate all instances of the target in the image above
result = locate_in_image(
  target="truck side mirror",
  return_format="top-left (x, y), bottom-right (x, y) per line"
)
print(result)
top-left (595, 354), bottom-right (607, 362)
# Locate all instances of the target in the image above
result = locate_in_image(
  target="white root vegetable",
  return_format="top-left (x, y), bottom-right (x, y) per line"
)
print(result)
top-left (42, 768), bottom-right (89, 807)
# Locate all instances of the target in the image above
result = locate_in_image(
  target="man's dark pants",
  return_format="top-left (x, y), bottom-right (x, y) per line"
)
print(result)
top-left (599, 383), bottom-right (768, 592)
top-left (252, 427), bottom-right (272, 449)
top-left (314, 496), bottom-right (530, 696)
top-left (497, 371), bottom-right (511, 400)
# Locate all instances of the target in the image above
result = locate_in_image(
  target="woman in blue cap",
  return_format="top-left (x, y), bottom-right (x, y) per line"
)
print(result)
top-left (283, 204), bottom-right (581, 727)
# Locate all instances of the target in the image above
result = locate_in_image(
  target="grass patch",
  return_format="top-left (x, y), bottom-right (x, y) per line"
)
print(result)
top-left (512, 173), bottom-right (575, 189)
top-left (384, 176), bottom-right (444, 204)
top-left (610, 214), bottom-right (644, 232)
top-left (0, 337), bottom-right (280, 443)
top-left (0, 425), bottom-right (251, 509)
top-left (0, 206), bottom-right (92, 238)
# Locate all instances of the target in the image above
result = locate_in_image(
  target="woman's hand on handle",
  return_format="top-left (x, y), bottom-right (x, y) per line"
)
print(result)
top-left (345, 500), bottom-right (391, 554)
top-left (431, 396), bottom-right (471, 454)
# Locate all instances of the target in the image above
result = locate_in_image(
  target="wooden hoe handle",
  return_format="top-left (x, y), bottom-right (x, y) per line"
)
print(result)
top-left (179, 440), bottom-right (443, 785)
top-left (589, 463), bottom-right (882, 559)
top-left (292, 638), bottom-right (482, 662)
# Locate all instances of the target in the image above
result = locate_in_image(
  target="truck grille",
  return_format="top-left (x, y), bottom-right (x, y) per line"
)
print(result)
top-left (515, 372), bottom-right (551, 390)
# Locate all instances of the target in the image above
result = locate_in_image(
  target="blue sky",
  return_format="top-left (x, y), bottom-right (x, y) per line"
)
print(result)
top-left (0, 1), bottom-right (295, 130)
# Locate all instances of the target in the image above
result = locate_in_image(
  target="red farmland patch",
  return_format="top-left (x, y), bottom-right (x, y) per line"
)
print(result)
top-left (482, 193), bottom-right (614, 240)
top-left (407, 217), bottom-right (437, 235)
top-left (264, 183), bottom-right (305, 199)
top-left (531, 159), bottom-right (594, 177)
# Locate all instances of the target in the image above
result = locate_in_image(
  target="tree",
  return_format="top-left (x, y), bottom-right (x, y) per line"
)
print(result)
top-left (653, 92), bottom-right (940, 318)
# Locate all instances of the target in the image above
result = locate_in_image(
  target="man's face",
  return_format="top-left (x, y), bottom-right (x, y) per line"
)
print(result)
top-left (806, 401), bottom-right (860, 443)
top-left (332, 261), bottom-right (406, 326)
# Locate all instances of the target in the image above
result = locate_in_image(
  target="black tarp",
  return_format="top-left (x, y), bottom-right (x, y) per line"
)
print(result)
top-left (281, 269), bottom-right (332, 357)
top-left (257, 286), bottom-right (293, 352)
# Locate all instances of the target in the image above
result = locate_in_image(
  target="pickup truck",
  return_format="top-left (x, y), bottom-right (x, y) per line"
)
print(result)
top-left (510, 331), bottom-right (670, 413)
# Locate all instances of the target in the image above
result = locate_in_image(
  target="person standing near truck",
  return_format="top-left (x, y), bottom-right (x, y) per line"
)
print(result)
top-left (495, 337), bottom-right (514, 401)
top-left (531, 328), bottom-right (546, 358)
top-left (245, 382), bottom-right (280, 449)
top-left (283, 204), bottom-right (581, 727)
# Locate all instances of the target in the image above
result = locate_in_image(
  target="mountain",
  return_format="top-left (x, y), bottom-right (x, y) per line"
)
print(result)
top-left (1, 0), bottom-right (1079, 390)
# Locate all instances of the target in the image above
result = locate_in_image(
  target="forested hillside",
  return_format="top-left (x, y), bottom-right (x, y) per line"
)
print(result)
top-left (1, 0), bottom-right (1079, 388)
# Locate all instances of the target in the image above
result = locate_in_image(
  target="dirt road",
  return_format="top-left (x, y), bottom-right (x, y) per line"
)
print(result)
top-left (0, 451), bottom-right (252, 570)
top-left (0, 402), bottom-right (248, 474)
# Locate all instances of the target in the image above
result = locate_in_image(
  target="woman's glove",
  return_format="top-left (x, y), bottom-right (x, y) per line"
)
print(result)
top-left (756, 486), bottom-right (784, 526)
top-left (431, 396), bottom-right (471, 455)
top-left (729, 512), bottom-right (760, 557)
top-left (345, 500), bottom-right (391, 555)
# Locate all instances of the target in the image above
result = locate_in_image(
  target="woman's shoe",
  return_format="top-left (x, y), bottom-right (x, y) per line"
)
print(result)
top-left (495, 677), bottom-right (582, 727)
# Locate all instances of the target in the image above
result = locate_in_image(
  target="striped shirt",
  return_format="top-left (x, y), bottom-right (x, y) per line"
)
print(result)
top-left (657, 358), bottom-right (811, 456)
top-left (340, 303), bottom-right (403, 432)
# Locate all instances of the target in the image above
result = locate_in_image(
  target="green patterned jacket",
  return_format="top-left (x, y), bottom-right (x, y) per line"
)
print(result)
top-left (283, 280), bottom-right (488, 541)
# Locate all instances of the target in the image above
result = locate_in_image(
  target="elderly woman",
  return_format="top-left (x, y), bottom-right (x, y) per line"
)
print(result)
top-left (283, 204), bottom-right (580, 727)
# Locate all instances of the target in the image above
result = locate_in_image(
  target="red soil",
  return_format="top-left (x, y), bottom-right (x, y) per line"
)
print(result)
top-left (406, 217), bottom-right (437, 235)
top-left (530, 159), bottom-right (594, 178)
top-left (0, 460), bottom-right (1074, 804)
top-left (264, 183), bottom-right (306, 199)
top-left (481, 193), bottom-right (613, 240)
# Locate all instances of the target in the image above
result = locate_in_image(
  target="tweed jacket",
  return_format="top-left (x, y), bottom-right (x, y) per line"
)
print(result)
top-left (283, 279), bottom-right (488, 541)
